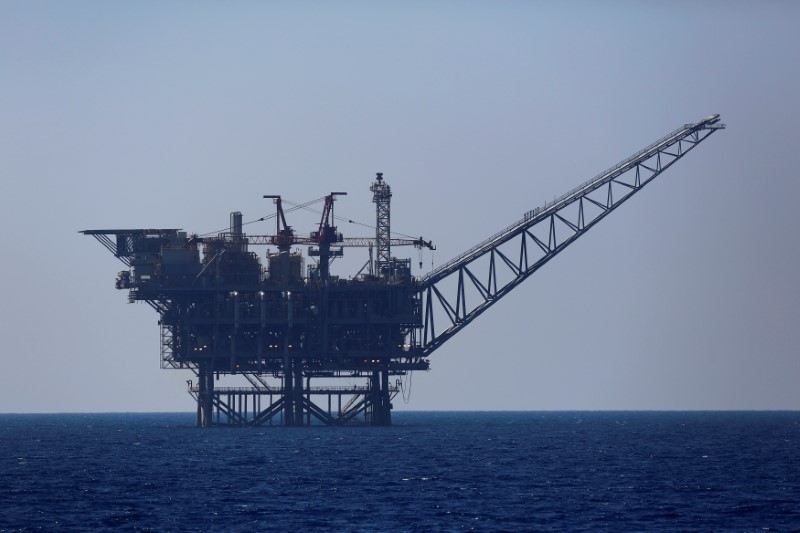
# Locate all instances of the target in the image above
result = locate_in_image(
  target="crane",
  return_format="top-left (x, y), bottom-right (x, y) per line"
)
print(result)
top-left (416, 114), bottom-right (725, 355)
top-left (82, 114), bottom-right (724, 426)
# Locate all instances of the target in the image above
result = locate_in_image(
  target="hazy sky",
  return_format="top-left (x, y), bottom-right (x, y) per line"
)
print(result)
top-left (1, 1), bottom-right (798, 412)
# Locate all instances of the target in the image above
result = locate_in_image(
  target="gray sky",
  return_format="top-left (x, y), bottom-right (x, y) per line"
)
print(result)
top-left (1, 1), bottom-right (798, 412)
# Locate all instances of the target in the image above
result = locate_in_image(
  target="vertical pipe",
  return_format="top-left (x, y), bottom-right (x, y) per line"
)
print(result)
top-left (231, 211), bottom-right (243, 237)
top-left (283, 291), bottom-right (294, 425)
top-left (306, 376), bottom-right (311, 426)
top-left (232, 291), bottom-right (239, 372)
top-left (381, 368), bottom-right (391, 426)
top-left (258, 291), bottom-right (266, 373)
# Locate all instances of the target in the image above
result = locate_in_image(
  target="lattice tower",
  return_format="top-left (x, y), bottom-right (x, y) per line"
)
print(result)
top-left (370, 172), bottom-right (392, 275)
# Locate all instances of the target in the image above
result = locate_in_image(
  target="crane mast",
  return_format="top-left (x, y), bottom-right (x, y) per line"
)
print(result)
top-left (82, 114), bottom-right (724, 426)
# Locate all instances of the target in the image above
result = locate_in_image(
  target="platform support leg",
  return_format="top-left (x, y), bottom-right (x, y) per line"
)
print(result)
top-left (293, 362), bottom-right (304, 426)
top-left (283, 358), bottom-right (294, 426)
top-left (370, 369), bottom-right (392, 426)
top-left (197, 362), bottom-right (214, 428)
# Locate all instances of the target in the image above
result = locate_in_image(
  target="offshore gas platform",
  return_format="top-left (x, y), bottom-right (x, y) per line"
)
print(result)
top-left (83, 114), bottom-right (724, 426)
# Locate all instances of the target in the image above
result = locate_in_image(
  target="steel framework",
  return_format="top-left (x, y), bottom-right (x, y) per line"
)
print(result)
top-left (82, 114), bottom-right (723, 426)
top-left (415, 114), bottom-right (724, 355)
top-left (370, 172), bottom-right (392, 277)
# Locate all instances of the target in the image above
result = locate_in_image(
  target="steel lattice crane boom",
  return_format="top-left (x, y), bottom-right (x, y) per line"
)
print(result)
top-left (414, 114), bottom-right (725, 355)
top-left (81, 114), bottom-right (724, 427)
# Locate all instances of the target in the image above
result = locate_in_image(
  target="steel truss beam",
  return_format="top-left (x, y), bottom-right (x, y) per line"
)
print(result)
top-left (81, 229), bottom-right (181, 267)
top-left (187, 384), bottom-right (399, 426)
top-left (417, 115), bottom-right (724, 356)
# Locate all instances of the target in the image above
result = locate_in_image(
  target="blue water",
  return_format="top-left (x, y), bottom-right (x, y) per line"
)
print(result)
top-left (2, 412), bottom-right (799, 531)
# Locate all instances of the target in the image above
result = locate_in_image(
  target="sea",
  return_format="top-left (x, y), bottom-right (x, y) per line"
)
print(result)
top-left (1, 411), bottom-right (798, 532)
